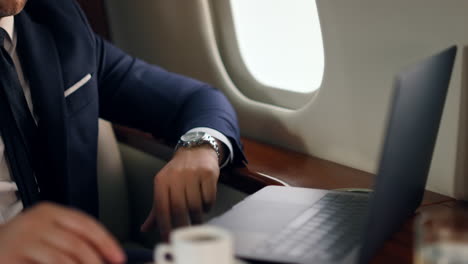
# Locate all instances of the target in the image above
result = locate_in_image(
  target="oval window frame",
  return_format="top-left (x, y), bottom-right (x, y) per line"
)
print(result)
top-left (209, 0), bottom-right (325, 109)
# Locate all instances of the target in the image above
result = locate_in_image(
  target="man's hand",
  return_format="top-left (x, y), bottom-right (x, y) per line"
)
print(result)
top-left (141, 145), bottom-right (221, 240)
top-left (0, 202), bottom-right (125, 264)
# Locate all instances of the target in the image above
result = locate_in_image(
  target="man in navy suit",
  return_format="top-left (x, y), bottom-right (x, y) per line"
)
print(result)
top-left (0, 0), bottom-right (245, 262)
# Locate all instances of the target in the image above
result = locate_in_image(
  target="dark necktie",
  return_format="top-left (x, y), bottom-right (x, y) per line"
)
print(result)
top-left (0, 28), bottom-right (40, 207)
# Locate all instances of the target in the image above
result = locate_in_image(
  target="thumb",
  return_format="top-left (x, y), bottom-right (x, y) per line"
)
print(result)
top-left (140, 207), bottom-right (157, 232)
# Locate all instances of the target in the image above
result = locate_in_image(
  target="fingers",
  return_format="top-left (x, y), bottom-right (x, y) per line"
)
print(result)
top-left (140, 207), bottom-right (156, 232)
top-left (201, 175), bottom-right (217, 212)
top-left (185, 177), bottom-right (203, 225)
top-left (154, 177), bottom-right (172, 241)
top-left (53, 207), bottom-right (125, 264)
top-left (41, 227), bottom-right (103, 264)
top-left (169, 181), bottom-right (190, 229)
top-left (23, 239), bottom-right (77, 264)
top-left (0, 203), bottom-right (125, 264)
top-left (148, 171), bottom-right (204, 240)
top-left (142, 147), bottom-right (221, 239)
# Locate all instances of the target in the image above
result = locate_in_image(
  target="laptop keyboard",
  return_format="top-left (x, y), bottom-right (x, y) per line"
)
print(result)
top-left (254, 193), bottom-right (369, 261)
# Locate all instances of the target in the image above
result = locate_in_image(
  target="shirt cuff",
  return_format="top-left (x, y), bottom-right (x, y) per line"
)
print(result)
top-left (185, 127), bottom-right (233, 169)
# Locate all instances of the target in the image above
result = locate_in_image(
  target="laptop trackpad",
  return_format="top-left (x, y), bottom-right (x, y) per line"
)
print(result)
top-left (210, 200), bottom-right (308, 233)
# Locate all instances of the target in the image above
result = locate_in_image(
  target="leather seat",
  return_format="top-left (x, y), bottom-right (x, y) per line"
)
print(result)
top-left (97, 120), bottom-right (169, 247)
top-left (96, 120), bottom-right (131, 243)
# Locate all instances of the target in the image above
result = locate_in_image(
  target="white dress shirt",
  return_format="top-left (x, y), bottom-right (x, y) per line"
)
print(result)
top-left (0, 16), bottom-right (233, 224)
top-left (0, 16), bottom-right (29, 224)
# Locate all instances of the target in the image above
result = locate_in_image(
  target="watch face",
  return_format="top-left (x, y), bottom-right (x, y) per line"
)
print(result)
top-left (181, 131), bottom-right (205, 142)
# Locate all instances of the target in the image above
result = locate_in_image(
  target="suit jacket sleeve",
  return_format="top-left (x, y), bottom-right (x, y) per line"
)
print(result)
top-left (93, 35), bottom-right (246, 166)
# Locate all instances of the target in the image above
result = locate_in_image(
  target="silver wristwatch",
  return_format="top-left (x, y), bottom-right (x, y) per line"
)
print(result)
top-left (175, 131), bottom-right (220, 161)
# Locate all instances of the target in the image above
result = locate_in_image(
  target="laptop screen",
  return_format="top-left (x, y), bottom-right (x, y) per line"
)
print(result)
top-left (359, 47), bottom-right (457, 263)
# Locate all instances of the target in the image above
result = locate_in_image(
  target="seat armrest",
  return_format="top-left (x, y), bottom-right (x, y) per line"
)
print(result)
top-left (113, 125), bottom-right (287, 194)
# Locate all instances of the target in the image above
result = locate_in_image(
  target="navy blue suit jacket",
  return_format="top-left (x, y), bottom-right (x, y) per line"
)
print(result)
top-left (15, 0), bottom-right (245, 217)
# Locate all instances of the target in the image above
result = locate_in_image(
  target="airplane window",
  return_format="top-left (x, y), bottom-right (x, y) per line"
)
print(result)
top-left (230, 0), bottom-right (324, 94)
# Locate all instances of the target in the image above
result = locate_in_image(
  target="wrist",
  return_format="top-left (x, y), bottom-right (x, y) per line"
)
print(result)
top-left (175, 131), bottom-right (220, 162)
top-left (174, 145), bottom-right (219, 167)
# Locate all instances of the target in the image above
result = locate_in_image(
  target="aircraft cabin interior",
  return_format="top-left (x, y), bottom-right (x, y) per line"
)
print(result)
top-left (3, 0), bottom-right (468, 263)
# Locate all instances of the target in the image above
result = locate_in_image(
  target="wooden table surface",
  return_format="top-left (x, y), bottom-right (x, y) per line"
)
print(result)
top-left (241, 138), bottom-right (452, 207)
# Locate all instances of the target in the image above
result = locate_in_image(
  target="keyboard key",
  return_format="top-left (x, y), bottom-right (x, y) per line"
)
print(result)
top-left (257, 193), bottom-right (369, 260)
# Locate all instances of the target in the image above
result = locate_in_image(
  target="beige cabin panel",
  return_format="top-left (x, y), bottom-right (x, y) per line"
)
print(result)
top-left (105, 0), bottom-right (468, 199)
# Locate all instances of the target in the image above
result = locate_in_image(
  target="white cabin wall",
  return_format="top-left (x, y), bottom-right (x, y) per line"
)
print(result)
top-left (105, 0), bottom-right (468, 198)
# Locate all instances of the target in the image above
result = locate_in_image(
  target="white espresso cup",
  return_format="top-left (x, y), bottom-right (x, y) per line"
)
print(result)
top-left (155, 226), bottom-right (234, 264)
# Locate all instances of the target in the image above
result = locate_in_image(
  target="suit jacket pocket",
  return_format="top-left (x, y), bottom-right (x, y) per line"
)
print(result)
top-left (65, 75), bottom-right (96, 116)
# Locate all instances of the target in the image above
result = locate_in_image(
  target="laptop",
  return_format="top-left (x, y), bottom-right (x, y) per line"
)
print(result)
top-left (209, 46), bottom-right (457, 264)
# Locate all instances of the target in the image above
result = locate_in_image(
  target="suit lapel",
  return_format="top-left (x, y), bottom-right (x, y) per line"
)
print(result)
top-left (15, 11), bottom-right (69, 204)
